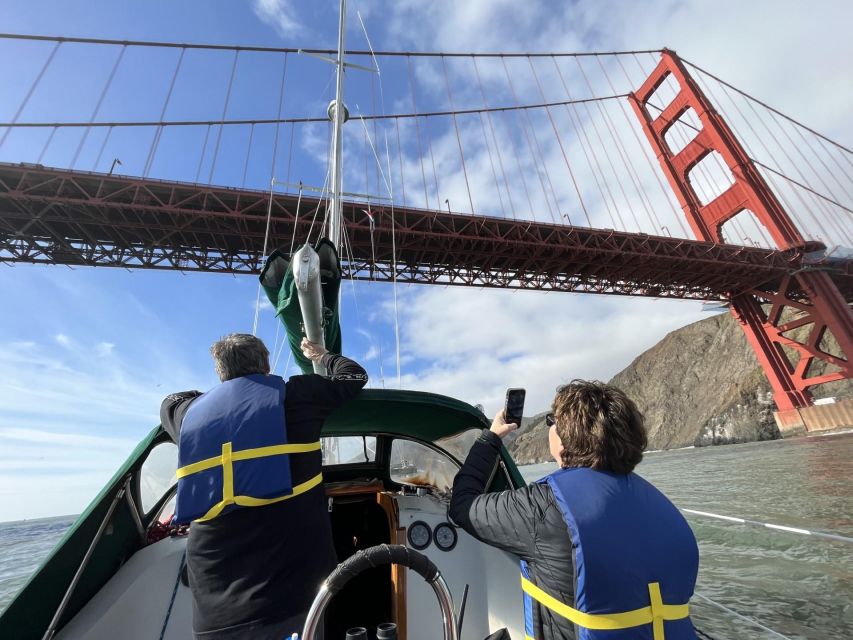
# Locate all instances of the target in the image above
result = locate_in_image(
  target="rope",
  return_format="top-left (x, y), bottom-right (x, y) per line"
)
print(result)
top-left (682, 508), bottom-right (853, 544)
top-left (0, 95), bottom-right (630, 129)
top-left (252, 177), bottom-right (276, 336)
top-left (693, 593), bottom-right (792, 640)
top-left (157, 550), bottom-right (186, 640)
top-left (0, 33), bottom-right (664, 59)
top-left (289, 184), bottom-right (304, 256)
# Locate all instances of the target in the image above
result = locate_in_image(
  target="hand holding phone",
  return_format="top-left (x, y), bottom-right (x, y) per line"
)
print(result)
top-left (490, 388), bottom-right (525, 439)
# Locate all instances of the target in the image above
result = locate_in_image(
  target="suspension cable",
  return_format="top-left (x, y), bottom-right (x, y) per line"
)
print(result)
top-left (0, 40), bottom-right (61, 148)
top-left (0, 32), bottom-right (663, 59)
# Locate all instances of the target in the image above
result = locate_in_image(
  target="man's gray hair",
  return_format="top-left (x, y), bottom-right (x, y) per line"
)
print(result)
top-left (210, 333), bottom-right (270, 382)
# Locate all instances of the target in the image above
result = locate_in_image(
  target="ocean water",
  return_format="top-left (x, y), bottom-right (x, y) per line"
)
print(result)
top-left (1, 434), bottom-right (851, 639)
top-left (521, 432), bottom-right (853, 640)
top-left (0, 515), bottom-right (76, 613)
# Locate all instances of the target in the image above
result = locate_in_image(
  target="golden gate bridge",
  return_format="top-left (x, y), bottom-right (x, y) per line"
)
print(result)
top-left (0, 33), bottom-right (851, 428)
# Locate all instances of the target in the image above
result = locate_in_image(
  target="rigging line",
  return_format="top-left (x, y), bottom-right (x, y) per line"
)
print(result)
top-left (0, 40), bottom-right (60, 149)
top-left (473, 56), bottom-right (515, 219)
top-left (501, 57), bottom-right (556, 223)
top-left (441, 56), bottom-right (476, 214)
top-left (474, 94), bottom-right (508, 218)
top-left (681, 57), bottom-right (853, 156)
top-left (693, 593), bottom-right (792, 640)
top-left (406, 56), bottom-right (430, 210)
top-left (144, 47), bottom-right (186, 178)
top-left (553, 56), bottom-right (620, 231)
top-left (2, 95), bottom-right (630, 129)
top-left (0, 33), bottom-right (665, 58)
top-left (681, 508), bottom-right (853, 544)
top-left (207, 50), bottom-right (240, 185)
top-left (252, 177), bottom-right (277, 336)
top-left (271, 52), bottom-right (290, 180)
top-left (70, 44), bottom-right (126, 170)
top-left (384, 129), bottom-right (402, 389)
top-left (270, 318), bottom-right (284, 373)
top-left (528, 57), bottom-right (590, 226)
top-left (289, 184), bottom-right (304, 256)
top-left (92, 125), bottom-right (114, 172)
top-left (194, 125), bottom-right (212, 183)
top-left (590, 55), bottom-right (664, 232)
top-left (616, 54), bottom-right (689, 237)
top-left (241, 123), bottom-right (255, 188)
top-left (306, 163), bottom-right (332, 246)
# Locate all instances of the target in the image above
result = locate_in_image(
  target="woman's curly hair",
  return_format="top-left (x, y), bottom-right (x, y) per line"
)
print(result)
top-left (552, 380), bottom-right (647, 474)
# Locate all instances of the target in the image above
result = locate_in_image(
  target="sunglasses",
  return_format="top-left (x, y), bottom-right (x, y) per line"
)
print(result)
top-left (545, 413), bottom-right (556, 427)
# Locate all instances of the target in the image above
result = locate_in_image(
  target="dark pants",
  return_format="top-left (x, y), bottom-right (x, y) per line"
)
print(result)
top-left (194, 612), bottom-right (324, 640)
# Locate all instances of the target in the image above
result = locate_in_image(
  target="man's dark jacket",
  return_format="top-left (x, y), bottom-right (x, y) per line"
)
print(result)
top-left (161, 353), bottom-right (367, 640)
top-left (449, 430), bottom-right (577, 640)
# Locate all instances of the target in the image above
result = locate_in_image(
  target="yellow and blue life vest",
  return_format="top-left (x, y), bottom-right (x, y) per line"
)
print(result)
top-left (522, 468), bottom-right (698, 640)
top-left (174, 374), bottom-right (322, 524)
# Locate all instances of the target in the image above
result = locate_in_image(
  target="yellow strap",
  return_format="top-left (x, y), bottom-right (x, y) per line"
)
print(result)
top-left (221, 442), bottom-right (234, 504)
top-left (649, 582), bottom-right (665, 640)
top-left (176, 441), bottom-right (321, 478)
top-left (520, 576), bottom-right (689, 632)
top-left (195, 472), bottom-right (324, 522)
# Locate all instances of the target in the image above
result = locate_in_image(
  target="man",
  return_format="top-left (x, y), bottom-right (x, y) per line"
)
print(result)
top-left (450, 380), bottom-right (699, 640)
top-left (160, 333), bottom-right (367, 640)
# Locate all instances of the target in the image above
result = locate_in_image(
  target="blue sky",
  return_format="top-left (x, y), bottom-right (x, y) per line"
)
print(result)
top-left (1, 0), bottom-right (851, 521)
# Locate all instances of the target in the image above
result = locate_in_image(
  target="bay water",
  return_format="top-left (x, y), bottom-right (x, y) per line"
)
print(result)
top-left (1, 433), bottom-right (851, 638)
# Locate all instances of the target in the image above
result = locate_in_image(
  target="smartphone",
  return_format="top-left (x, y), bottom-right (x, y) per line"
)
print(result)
top-left (504, 388), bottom-right (526, 427)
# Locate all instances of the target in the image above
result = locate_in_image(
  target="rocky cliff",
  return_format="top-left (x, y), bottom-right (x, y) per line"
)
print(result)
top-left (506, 311), bottom-right (852, 465)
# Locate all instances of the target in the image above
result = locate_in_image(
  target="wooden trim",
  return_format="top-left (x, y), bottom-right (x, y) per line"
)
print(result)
top-left (378, 491), bottom-right (407, 639)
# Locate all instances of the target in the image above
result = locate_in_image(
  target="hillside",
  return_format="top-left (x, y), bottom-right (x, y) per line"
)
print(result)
top-left (507, 311), bottom-right (852, 465)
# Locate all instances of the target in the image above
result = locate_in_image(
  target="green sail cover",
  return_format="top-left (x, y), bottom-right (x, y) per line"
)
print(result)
top-left (260, 239), bottom-right (342, 374)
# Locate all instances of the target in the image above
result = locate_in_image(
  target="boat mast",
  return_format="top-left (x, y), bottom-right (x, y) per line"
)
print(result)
top-left (329, 0), bottom-right (347, 249)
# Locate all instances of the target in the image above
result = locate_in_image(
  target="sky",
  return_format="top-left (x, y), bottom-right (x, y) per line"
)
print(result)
top-left (0, 0), bottom-right (851, 521)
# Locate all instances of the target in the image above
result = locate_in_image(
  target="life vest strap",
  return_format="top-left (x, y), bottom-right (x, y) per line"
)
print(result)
top-left (520, 576), bottom-right (689, 637)
top-left (175, 441), bottom-right (321, 479)
top-left (196, 472), bottom-right (324, 522)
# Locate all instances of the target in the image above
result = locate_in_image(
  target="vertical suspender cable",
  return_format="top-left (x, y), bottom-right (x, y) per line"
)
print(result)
top-left (614, 55), bottom-right (689, 237)
top-left (406, 56), bottom-right (431, 210)
top-left (0, 40), bottom-right (61, 149)
top-left (271, 53), bottom-right (289, 181)
top-left (195, 125), bottom-right (212, 184)
top-left (241, 123), bottom-right (255, 188)
top-left (71, 45), bottom-right (126, 169)
top-left (473, 57), bottom-right (516, 219)
top-left (144, 47), bottom-right (186, 178)
top-left (527, 57), bottom-right (590, 226)
top-left (552, 56), bottom-right (620, 230)
top-left (501, 57), bottom-right (557, 223)
top-left (395, 118), bottom-right (407, 206)
top-left (92, 125), bottom-right (114, 171)
top-left (441, 56), bottom-right (476, 215)
top-left (37, 126), bottom-right (57, 164)
top-left (584, 55), bottom-right (663, 232)
top-left (207, 50), bottom-right (240, 184)
top-left (471, 57), bottom-right (508, 219)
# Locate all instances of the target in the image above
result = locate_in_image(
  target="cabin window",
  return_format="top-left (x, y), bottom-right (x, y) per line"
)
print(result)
top-left (321, 436), bottom-right (377, 465)
top-left (389, 439), bottom-right (459, 493)
top-left (139, 442), bottom-right (178, 515)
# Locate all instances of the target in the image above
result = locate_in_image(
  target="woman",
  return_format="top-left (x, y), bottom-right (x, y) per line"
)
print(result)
top-left (449, 380), bottom-right (699, 640)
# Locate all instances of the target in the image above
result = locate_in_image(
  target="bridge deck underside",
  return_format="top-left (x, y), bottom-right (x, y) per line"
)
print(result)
top-left (1, 163), bottom-right (851, 301)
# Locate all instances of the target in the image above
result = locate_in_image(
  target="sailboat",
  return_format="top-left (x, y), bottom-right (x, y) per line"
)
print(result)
top-left (0, 2), bottom-right (529, 639)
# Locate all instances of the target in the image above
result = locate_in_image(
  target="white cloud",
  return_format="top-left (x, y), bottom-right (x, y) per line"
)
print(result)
top-left (96, 341), bottom-right (115, 356)
top-left (252, 0), bottom-right (302, 38)
top-left (54, 333), bottom-right (70, 347)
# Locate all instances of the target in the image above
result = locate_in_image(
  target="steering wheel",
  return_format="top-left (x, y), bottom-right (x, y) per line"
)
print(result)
top-left (301, 543), bottom-right (459, 640)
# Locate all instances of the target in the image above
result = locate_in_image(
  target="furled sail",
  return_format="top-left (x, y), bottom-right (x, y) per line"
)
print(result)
top-left (259, 238), bottom-right (342, 374)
